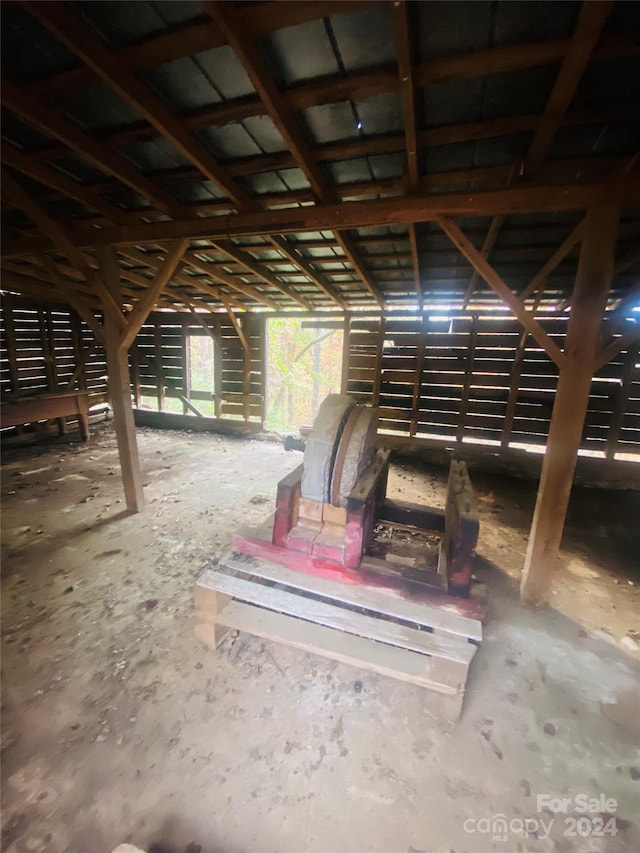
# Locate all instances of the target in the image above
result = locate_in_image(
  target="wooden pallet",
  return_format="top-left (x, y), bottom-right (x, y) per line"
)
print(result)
top-left (195, 556), bottom-right (482, 719)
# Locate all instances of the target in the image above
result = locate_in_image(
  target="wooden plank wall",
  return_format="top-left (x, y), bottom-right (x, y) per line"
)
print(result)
top-left (132, 311), bottom-right (265, 423)
top-left (345, 315), bottom-right (640, 458)
top-left (0, 295), bottom-right (107, 406)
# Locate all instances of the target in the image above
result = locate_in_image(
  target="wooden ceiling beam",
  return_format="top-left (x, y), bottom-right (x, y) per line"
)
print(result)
top-left (1, 80), bottom-right (189, 219)
top-left (205, 0), bottom-right (382, 307)
top-left (464, 0), bottom-right (613, 306)
top-left (519, 219), bottom-right (586, 302)
top-left (524, 0), bottom-right (614, 178)
top-left (25, 0), bottom-right (253, 211)
top-left (267, 235), bottom-right (348, 309)
top-left (3, 176), bottom-right (638, 258)
top-left (120, 240), bottom-right (190, 351)
top-left (437, 216), bottom-right (567, 367)
top-left (1, 144), bottom-right (134, 226)
top-left (1, 167), bottom-right (125, 331)
top-left (209, 240), bottom-right (314, 310)
top-left (24, 14), bottom-right (638, 113)
top-left (29, 101), bottom-right (632, 188)
top-left (24, 2), bottom-right (371, 98)
top-left (392, 0), bottom-right (422, 309)
top-left (120, 247), bottom-right (258, 312)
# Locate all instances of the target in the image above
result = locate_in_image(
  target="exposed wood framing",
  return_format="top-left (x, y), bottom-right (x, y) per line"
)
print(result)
top-left (519, 219), bottom-right (586, 302)
top-left (96, 245), bottom-right (144, 512)
top-left (463, 0), bottom-right (613, 305)
top-left (520, 200), bottom-right (618, 606)
top-left (5, 178), bottom-right (636, 260)
top-left (204, 0), bottom-right (383, 307)
top-left (26, 1), bottom-right (252, 210)
top-left (392, 0), bottom-right (422, 308)
top-left (120, 240), bottom-right (189, 352)
top-left (606, 345), bottom-right (638, 459)
top-left (436, 216), bottom-right (567, 367)
top-left (1, 167), bottom-right (122, 334)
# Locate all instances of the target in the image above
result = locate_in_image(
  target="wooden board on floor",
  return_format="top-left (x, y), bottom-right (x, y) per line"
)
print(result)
top-left (194, 557), bottom-right (483, 719)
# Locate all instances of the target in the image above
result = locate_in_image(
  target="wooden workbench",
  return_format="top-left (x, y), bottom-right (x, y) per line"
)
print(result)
top-left (1, 391), bottom-right (91, 440)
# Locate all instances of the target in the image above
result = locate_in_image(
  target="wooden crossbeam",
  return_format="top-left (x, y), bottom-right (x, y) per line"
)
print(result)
top-left (25, 2), bottom-right (370, 98)
top-left (29, 100), bottom-right (635, 183)
top-left (1, 168), bottom-right (126, 331)
top-left (219, 295), bottom-right (250, 354)
top-left (25, 9), bottom-right (637, 121)
top-left (519, 218), bottom-right (586, 301)
top-left (463, 0), bottom-right (612, 305)
top-left (205, 0), bottom-right (383, 308)
top-left (462, 214), bottom-right (506, 308)
top-left (436, 216), bottom-right (567, 367)
top-left (1, 81), bottom-right (189, 219)
top-left (26, 0), bottom-right (253, 211)
top-left (5, 177), bottom-right (635, 258)
top-left (182, 252), bottom-right (282, 311)
top-left (392, 0), bottom-right (422, 309)
top-left (212, 241), bottom-right (313, 310)
top-left (120, 240), bottom-right (189, 351)
top-left (1, 143), bottom-right (132, 226)
top-left (35, 253), bottom-right (105, 344)
top-left (524, 1), bottom-right (614, 177)
top-left (267, 235), bottom-right (348, 309)
top-left (595, 326), bottom-right (640, 370)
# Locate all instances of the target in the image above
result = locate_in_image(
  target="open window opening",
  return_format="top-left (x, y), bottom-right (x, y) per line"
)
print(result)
top-left (266, 317), bottom-right (344, 431)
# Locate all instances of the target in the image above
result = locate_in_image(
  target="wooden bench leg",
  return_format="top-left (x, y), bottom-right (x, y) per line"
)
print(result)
top-left (194, 585), bottom-right (232, 650)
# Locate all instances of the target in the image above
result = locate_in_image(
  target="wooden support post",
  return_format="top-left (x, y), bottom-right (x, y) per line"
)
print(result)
top-left (181, 316), bottom-right (191, 415)
top-left (130, 340), bottom-right (142, 407)
top-left (213, 316), bottom-right (223, 419)
top-left (520, 201), bottom-right (618, 606)
top-left (410, 316), bottom-right (427, 437)
top-left (4, 297), bottom-right (20, 394)
top-left (456, 315), bottom-right (477, 442)
top-left (97, 245), bottom-right (144, 513)
top-left (154, 323), bottom-right (165, 411)
top-left (340, 313), bottom-right (351, 395)
top-left (69, 309), bottom-right (88, 393)
top-left (501, 329), bottom-right (528, 449)
top-left (605, 344), bottom-right (637, 460)
top-left (372, 318), bottom-right (386, 407)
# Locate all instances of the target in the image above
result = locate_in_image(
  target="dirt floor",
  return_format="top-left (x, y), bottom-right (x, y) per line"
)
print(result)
top-left (1, 422), bottom-right (639, 853)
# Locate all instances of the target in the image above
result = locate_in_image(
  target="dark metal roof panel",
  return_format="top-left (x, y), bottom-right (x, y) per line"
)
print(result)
top-left (69, 0), bottom-right (206, 51)
top-left (329, 5), bottom-right (396, 72)
top-left (264, 20), bottom-right (338, 86)
top-left (1, 6), bottom-right (80, 84)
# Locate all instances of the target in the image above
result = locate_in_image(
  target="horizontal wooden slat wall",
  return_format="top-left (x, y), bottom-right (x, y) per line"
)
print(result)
top-left (345, 315), bottom-right (640, 458)
top-left (0, 295), bottom-right (107, 418)
top-left (132, 311), bottom-right (265, 423)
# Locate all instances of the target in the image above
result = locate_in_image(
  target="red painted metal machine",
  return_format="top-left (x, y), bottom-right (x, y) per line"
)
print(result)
top-left (233, 395), bottom-right (483, 621)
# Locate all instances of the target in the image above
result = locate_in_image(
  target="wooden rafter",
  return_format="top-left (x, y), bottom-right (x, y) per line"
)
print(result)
top-left (392, 0), bottom-right (422, 308)
top-left (267, 236), bottom-right (348, 309)
top-left (436, 216), bottom-right (567, 367)
top-left (120, 240), bottom-right (190, 351)
top-left (1, 167), bottom-right (125, 330)
top-left (595, 326), bottom-right (640, 370)
top-left (519, 219), bottom-right (586, 302)
top-left (25, 1), bottom-right (253, 211)
top-left (211, 241), bottom-right (313, 311)
top-left (463, 0), bottom-right (612, 306)
top-left (1, 143), bottom-right (133, 226)
top-left (29, 101), bottom-right (635, 183)
top-left (4, 177), bottom-right (636, 258)
top-left (24, 9), bottom-right (637, 125)
top-left (1, 81), bottom-right (189, 219)
top-left (205, 0), bottom-right (383, 308)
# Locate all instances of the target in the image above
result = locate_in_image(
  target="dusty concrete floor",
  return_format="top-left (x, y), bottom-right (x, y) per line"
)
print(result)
top-left (1, 423), bottom-right (639, 853)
